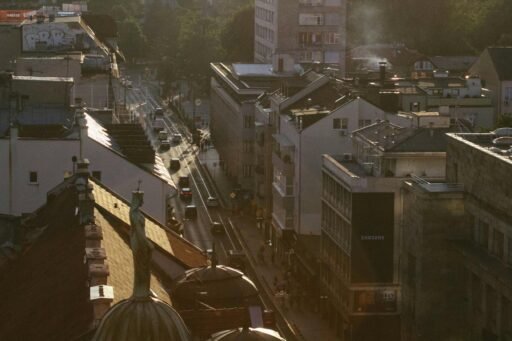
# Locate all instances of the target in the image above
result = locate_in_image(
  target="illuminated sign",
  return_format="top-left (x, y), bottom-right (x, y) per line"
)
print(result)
top-left (352, 289), bottom-right (397, 314)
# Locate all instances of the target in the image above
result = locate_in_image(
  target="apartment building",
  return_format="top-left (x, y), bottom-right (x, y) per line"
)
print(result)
top-left (209, 61), bottom-right (301, 191)
top-left (254, 0), bottom-right (347, 75)
top-left (267, 74), bottom-right (388, 285)
top-left (320, 120), bottom-right (450, 340)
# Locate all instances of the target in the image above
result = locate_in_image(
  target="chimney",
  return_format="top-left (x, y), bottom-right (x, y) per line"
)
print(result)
top-left (379, 62), bottom-right (386, 83)
top-left (85, 247), bottom-right (107, 265)
top-left (85, 223), bottom-right (103, 248)
top-left (75, 159), bottom-right (95, 225)
top-left (90, 285), bottom-right (114, 327)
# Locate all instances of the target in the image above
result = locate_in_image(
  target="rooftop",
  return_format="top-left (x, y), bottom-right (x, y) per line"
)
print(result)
top-left (354, 120), bottom-right (451, 153)
top-left (447, 128), bottom-right (512, 164)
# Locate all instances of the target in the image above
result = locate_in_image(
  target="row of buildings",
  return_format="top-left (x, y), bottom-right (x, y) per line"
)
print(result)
top-left (0, 5), bottom-right (286, 340)
top-left (210, 27), bottom-right (512, 337)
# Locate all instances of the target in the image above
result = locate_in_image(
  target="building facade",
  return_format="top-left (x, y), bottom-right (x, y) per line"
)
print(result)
top-left (254, 0), bottom-right (347, 75)
top-left (319, 120), bottom-right (450, 340)
top-left (445, 130), bottom-right (512, 341)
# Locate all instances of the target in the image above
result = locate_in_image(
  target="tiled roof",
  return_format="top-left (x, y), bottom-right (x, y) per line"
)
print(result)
top-left (91, 179), bottom-right (206, 269)
top-left (0, 189), bottom-right (93, 341)
top-left (0, 174), bottom-right (205, 339)
top-left (96, 208), bottom-right (170, 304)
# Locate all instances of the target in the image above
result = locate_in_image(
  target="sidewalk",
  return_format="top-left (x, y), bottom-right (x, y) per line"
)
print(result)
top-left (198, 148), bottom-right (338, 341)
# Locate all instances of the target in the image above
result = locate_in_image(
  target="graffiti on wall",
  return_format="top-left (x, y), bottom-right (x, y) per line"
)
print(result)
top-left (22, 22), bottom-right (92, 51)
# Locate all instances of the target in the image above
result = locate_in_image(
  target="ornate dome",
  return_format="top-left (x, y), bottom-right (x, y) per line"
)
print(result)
top-left (208, 327), bottom-right (286, 341)
top-left (171, 265), bottom-right (259, 310)
top-left (92, 296), bottom-right (191, 341)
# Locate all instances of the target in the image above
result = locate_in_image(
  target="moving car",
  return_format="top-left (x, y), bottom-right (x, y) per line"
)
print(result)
top-left (206, 196), bottom-right (219, 207)
top-left (180, 187), bottom-right (192, 201)
top-left (158, 131), bottom-right (168, 141)
top-left (160, 139), bottom-right (170, 151)
top-left (178, 175), bottom-right (190, 188)
top-left (210, 221), bottom-right (225, 235)
top-left (228, 250), bottom-right (246, 271)
top-left (153, 118), bottom-right (165, 132)
top-left (169, 158), bottom-right (180, 171)
top-left (184, 205), bottom-right (197, 219)
top-left (172, 133), bottom-right (183, 144)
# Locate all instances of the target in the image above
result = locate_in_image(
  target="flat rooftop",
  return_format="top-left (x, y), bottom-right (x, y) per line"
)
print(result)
top-left (448, 129), bottom-right (512, 163)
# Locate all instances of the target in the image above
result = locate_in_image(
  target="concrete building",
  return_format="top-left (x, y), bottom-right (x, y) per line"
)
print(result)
top-left (267, 74), bottom-right (390, 287)
top-left (254, 0), bottom-right (347, 75)
top-left (445, 129), bottom-right (512, 341)
top-left (319, 120), bottom-right (450, 340)
top-left (400, 179), bottom-right (467, 340)
top-left (0, 76), bottom-right (176, 225)
top-left (469, 47), bottom-right (512, 121)
top-left (209, 61), bottom-right (302, 191)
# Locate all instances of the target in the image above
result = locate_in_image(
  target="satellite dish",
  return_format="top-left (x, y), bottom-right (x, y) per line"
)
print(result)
top-left (195, 98), bottom-right (202, 107)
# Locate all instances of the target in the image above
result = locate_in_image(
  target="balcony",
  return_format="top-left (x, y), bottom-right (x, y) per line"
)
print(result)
top-left (272, 212), bottom-right (294, 230)
top-left (272, 182), bottom-right (294, 211)
top-left (272, 151), bottom-right (294, 177)
top-left (299, 0), bottom-right (323, 6)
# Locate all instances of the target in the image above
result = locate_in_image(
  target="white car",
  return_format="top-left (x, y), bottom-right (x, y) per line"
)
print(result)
top-left (206, 196), bottom-right (219, 207)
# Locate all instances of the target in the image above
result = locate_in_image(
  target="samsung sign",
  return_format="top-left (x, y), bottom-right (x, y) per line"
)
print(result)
top-left (351, 192), bottom-right (394, 283)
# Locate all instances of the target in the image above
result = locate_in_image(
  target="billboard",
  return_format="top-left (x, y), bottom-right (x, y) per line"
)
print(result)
top-left (0, 10), bottom-right (36, 23)
top-left (351, 192), bottom-right (394, 283)
top-left (352, 288), bottom-right (398, 314)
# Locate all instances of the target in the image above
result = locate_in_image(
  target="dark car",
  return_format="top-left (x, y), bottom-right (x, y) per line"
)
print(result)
top-left (228, 250), bottom-right (246, 271)
top-left (184, 205), bottom-right (197, 219)
top-left (169, 158), bottom-right (180, 171)
top-left (210, 221), bottom-right (225, 235)
top-left (180, 187), bottom-right (192, 201)
top-left (178, 175), bottom-right (190, 188)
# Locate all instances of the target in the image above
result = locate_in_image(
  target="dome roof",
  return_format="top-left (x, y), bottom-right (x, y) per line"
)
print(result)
top-left (209, 327), bottom-right (286, 341)
top-left (171, 265), bottom-right (259, 310)
top-left (92, 296), bottom-right (191, 341)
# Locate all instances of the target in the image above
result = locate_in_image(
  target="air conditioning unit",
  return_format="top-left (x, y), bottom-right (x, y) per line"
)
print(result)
top-left (342, 153), bottom-right (352, 161)
top-left (339, 129), bottom-right (347, 136)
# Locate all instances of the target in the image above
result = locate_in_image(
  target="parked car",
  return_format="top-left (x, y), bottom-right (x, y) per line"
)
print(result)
top-left (160, 139), bottom-right (170, 151)
top-left (178, 175), bottom-right (190, 188)
top-left (169, 158), bottom-right (180, 171)
top-left (206, 196), bottom-right (219, 207)
top-left (184, 205), bottom-right (197, 219)
top-left (210, 221), bottom-right (225, 235)
top-left (154, 107), bottom-right (164, 118)
top-left (172, 133), bottom-right (183, 143)
top-left (180, 187), bottom-right (192, 201)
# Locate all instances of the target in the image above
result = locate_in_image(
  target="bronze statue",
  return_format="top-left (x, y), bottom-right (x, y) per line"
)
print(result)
top-left (129, 190), bottom-right (154, 299)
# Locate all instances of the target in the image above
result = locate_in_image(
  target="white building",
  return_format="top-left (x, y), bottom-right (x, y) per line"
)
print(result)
top-left (0, 111), bottom-right (176, 225)
top-left (268, 73), bottom-right (386, 255)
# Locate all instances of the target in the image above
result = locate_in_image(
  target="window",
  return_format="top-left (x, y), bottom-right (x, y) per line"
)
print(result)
top-left (508, 238), bottom-right (512, 265)
top-left (243, 115), bottom-right (254, 128)
top-left (505, 87), bottom-right (512, 105)
top-left (29, 171), bottom-right (38, 184)
top-left (358, 119), bottom-right (372, 128)
top-left (477, 219), bottom-right (489, 249)
top-left (471, 273), bottom-right (482, 312)
top-left (502, 296), bottom-right (512, 335)
top-left (333, 118), bottom-right (348, 129)
top-left (242, 140), bottom-right (254, 153)
top-left (92, 171), bottom-right (102, 181)
top-left (242, 164), bottom-right (253, 177)
top-left (492, 229), bottom-right (504, 259)
top-left (299, 13), bottom-right (324, 26)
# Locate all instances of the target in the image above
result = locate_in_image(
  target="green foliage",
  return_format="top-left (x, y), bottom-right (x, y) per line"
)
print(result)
top-left (348, 0), bottom-right (512, 55)
top-left (496, 115), bottom-right (512, 128)
top-left (118, 17), bottom-right (147, 62)
top-left (220, 6), bottom-right (254, 62)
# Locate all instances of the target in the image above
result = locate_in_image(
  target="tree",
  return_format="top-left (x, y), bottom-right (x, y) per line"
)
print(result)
top-left (220, 6), bottom-right (254, 62)
top-left (118, 17), bottom-right (147, 63)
